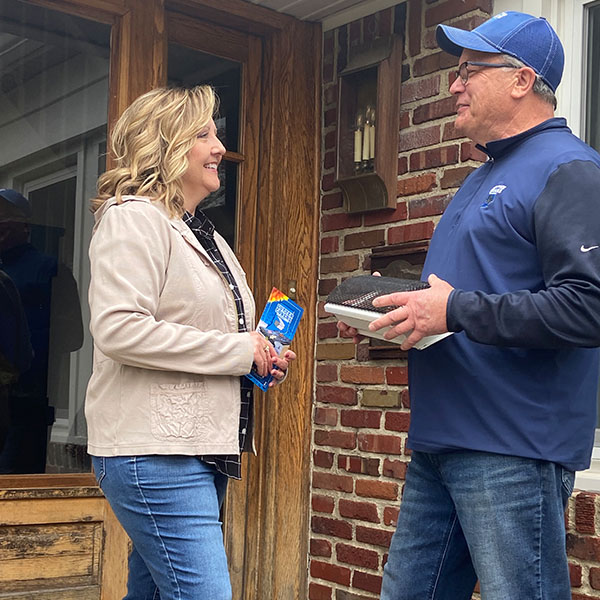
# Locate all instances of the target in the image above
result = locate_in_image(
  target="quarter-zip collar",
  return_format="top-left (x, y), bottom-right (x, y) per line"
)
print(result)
top-left (476, 117), bottom-right (569, 160)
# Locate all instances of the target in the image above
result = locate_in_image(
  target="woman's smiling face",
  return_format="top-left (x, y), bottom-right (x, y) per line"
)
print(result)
top-left (181, 119), bottom-right (226, 206)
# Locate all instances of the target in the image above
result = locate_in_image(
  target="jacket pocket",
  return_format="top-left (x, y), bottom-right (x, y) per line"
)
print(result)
top-left (149, 381), bottom-right (213, 441)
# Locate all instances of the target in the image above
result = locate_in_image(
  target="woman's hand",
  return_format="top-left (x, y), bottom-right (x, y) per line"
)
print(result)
top-left (268, 349), bottom-right (297, 388)
top-left (250, 331), bottom-right (274, 377)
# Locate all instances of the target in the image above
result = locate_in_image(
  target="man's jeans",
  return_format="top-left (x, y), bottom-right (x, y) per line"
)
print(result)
top-left (92, 455), bottom-right (231, 600)
top-left (380, 451), bottom-right (574, 600)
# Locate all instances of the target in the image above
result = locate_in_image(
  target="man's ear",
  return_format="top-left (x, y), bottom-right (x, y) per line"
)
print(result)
top-left (511, 66), bottom-right (536, 99)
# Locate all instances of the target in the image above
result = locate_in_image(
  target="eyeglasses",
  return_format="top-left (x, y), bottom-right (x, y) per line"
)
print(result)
top-left (455, 61), bottom-right (519, 85)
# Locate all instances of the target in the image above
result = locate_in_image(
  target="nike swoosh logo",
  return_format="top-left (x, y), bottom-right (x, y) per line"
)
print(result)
top-left (580, 245), bottom-right (600, 252)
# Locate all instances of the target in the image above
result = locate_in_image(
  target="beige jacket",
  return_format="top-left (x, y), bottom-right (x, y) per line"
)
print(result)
top-left (85, 196), bottom-right (255, 456)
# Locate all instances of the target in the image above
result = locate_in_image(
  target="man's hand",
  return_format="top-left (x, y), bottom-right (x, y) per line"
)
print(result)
top-left (337, 320), bottom-right (364, 344)
top-left (368, 274), bottom-right (453, 350)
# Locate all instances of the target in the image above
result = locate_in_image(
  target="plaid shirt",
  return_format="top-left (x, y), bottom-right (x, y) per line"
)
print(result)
top-left (183, 209), bottom-right (253, 480)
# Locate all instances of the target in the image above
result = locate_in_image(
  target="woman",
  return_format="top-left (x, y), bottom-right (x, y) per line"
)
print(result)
top-left (85, 86), bottom-right (295, 599)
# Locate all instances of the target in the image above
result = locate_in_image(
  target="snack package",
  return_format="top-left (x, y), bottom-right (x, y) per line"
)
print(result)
top-left (246, 287), bottom-right (304, 391)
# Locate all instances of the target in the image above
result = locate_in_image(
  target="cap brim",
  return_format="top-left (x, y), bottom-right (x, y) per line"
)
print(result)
top-left (436, 24), bottom-right (502, 56)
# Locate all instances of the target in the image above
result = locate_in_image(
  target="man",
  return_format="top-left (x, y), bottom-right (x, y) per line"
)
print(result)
top-left (340, 11), bottom-right (600, 599)
top-left (0, 189), bottom-right (83, 473)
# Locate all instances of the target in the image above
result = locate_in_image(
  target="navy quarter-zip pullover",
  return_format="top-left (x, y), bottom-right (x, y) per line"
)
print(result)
top-left (409, 118), bottom-right (600, 471)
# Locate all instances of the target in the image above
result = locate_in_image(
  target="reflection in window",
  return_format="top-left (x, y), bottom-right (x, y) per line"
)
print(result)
top-left (587, 3), bottom-right (600, 152)
top-left (0, 3), bottom-right (110, 473)
top-left (168, 44), bottom-right (241, 249)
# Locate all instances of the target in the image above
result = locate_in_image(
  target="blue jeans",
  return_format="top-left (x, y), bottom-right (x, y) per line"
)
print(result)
top-left (380, 451), bottom-right (574, 600)
top-left (92, 455), bottom-right (231, 600)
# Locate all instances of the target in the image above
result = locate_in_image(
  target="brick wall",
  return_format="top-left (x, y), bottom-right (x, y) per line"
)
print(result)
top-left (310, 1), bottom-right (600, 599)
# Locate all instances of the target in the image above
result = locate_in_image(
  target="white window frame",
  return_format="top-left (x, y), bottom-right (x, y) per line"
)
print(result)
top-left (495, 0), bottom-right (600, 490)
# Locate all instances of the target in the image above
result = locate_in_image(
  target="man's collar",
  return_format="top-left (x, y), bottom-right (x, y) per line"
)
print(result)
top-left (477, 117), bottom-right (569, 159)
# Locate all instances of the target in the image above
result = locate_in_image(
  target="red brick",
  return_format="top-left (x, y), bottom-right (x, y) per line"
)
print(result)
top-left (309, 581), bottom-right (332, 600)
top-left (413, 51), bottom-right (457, 77)
top-left (352, 571), bottom-right (382, 594)
top-left (336, 591), bottom-right (373, 600)
top-left (324, 108), bottom-right (336, 127)
top-left (325, 130), bottom-right (336, 151)
top-left (322, 192), bottom-right (344, 210)
top-left (590, 566), bottom-right (600, 589)
top-left (312, 515), bottom-right (353, 540)
top-left (338, 455), bottom-right (380, 476)
top-left (356, 525), bottom-right (394, 548)
top-left (321, 212), bottom-right (362, 232)
top-left (385, 366), bottom-right (408, 385)
top-left (314, 429), bottom-right (357, 450)
top-left (316, 386), bottom-right (358, 406)
top-left (382, 458), bottom-right (408, 480)
top-left (324, 83), bottom-right (338, 106)
top-left (336, 543), bottom-right (380, 569)
top-left (413, 96), bottom-right (457, 125)
top-left (566, 533), bottom-right (600, 562)
top-left (310, 560), bottom-right (351, 586)
top-left (442, 121), bottom-right (461, 142)
top-left (440, 166), bottom-right (476, 189)
top-left (312, 494), bottom-right (335, 514)
top-left (323, 61), bottom-right (334, 83)
top-left (356, 478), bottom-right (399, 501)
top-left (385, 411), bottom-right (411, 432)
top-left (344, 229), bottom-right (385, 250)
top-left (397, 173), bottom-right (437, 196)
top-left (425, 0), bottom-right (493, 28)
top-left (311, 538), bottom-right (332, 559)
top-left (324, 151), bottom-right (336, 169)
top-left (401, 75), bottom-right (440, 103)
top-left (409, 194), bottom-right (451, 218)
top-left (358, 433), bottom-right (403, 455)
top-left (388, 222), bottom-right (435, 244)
top-left (364, 202), bottom-right (408, 226)
top-left (408, 0), bottom-right (422, 58)
top-left (314, 407), bottom-right (338, 426)
top-left (399, 124), bottom-right (440, 152)
top-left (383, 506), bottom-right (400, 526)
top-left (461, 141), bottom-right (487, 163)
top-left (400, 111), bottom-right (410, 130)
top-left (313, 471), bottom-right (354, 493)
top-left (575, 492), bottom-right (596, 534)
top-left (316, 364), bottom-right (337, 383)
top-left (398, 156), bottom-right (409, 175)
top-left (320, 236), bottom-right (339, 254)
top-left (339, 499), bottom-right (380, 523)
top-left (569, 562), bottom-right (582, 587)
top-left (341, 409), bottom-right (382, 428)
top-left (318, 322), bottom-right (339, 340)
top-left (321, 254), bottom-right (360, 274)
top-left (410, 145), bottom-right (459, 171)
top-left (401, 388), bottom-right (410, 409)
top-left (319, 278), bottom-right (338, 296)
top-left (322, 173), bottom-right (336, 191)
top-left (340, 366), bottom-right (385, 384)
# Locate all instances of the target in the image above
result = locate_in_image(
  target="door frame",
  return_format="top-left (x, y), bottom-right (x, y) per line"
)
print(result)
top-left (2, 1), bottom-right (320, 598)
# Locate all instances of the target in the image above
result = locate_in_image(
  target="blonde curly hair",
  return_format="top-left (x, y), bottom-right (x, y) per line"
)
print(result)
top-left (92, 86), bottom-right (218, 217)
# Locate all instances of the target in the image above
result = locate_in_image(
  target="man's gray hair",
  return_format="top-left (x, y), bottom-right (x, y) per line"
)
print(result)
top-left (501, 54), bottom-right (557, 109)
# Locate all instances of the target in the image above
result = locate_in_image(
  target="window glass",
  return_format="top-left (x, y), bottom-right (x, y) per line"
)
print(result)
top-left (586, 2), bottom-right (600, 152)
top-left (168, 43), bottom-right (241, 248)
top-left (0, 1), bottom-right (110, 473)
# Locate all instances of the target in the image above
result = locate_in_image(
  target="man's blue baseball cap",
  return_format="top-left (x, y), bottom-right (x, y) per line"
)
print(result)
top-left (436, 11), bottom-right (564, 93)
top-left (0, 189), bottom-right (32, 222)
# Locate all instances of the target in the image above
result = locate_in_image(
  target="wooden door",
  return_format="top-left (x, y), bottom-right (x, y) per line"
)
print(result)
top-left (0, 1), bottom-right (320, 598)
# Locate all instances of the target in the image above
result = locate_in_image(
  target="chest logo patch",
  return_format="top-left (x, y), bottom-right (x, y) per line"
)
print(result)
top-left (481, 184), bottom-right (507, 208)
